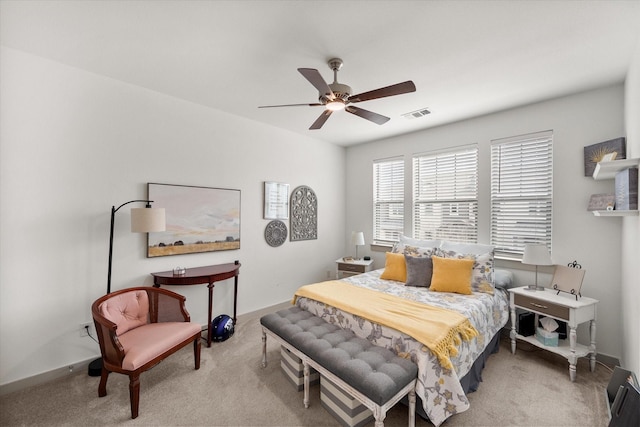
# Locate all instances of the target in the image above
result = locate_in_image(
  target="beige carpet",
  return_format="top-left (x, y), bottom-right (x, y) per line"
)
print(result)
top-left (0, 306), bottom-right (612, 426)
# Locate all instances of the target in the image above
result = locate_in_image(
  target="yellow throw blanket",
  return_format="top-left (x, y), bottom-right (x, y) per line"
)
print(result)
top-left (293, 280), bottom-right (478, 371)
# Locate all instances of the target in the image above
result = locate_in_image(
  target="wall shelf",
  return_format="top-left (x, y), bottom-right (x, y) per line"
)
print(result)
top-left (592, 210), bottom-right (639, 217)
top-left (592, 158), bottom-right (639, 180)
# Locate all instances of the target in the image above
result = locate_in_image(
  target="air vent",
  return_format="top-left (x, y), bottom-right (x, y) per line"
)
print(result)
top-left (402, 108), bottom-right (431, 120)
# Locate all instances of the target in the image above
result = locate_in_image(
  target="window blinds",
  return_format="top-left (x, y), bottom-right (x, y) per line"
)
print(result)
top-left (373, 157), bottom-right (404, 244)
top-left (413, 147), bottom-right (478, 242)
top-left (490, 130), bottom-right (553, 258)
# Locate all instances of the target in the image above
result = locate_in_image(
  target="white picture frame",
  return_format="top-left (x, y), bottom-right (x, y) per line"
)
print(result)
top-left (264, 181), bottom-right (289, 220)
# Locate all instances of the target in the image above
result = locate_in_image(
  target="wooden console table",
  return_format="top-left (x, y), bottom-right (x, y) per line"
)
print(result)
top-left (151, 262), bottom-right (240, 347)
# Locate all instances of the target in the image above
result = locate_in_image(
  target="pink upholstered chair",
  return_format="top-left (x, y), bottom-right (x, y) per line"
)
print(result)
top-left (91, 287), bottom-right (201, 419)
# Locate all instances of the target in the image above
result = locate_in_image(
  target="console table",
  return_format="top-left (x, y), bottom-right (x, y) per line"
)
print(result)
top-left (151, 262), bottom-right (240, 347)
top-left (508, 286), bottom-right (597, 381)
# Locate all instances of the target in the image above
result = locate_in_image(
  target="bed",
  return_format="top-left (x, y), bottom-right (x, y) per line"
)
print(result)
top-left (293, 239), bottom-right (512, 426)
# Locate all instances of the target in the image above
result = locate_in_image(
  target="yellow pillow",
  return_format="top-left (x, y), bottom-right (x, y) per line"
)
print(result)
top-left (380, 252), bottom-right (407, 282)
top-left (430, 256), bottom-right (474, 295)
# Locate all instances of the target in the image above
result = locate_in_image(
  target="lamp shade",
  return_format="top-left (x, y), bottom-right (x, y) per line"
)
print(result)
top-left (522, 244), bottom-right (552, 266)
top-left (351, 231), bottom-right (365, 246)
top-left (131, 207), bottom-right (166, 233)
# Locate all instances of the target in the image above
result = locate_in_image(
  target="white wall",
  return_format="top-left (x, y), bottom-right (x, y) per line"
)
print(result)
top-left (0, 47), bottom-right (346, 386)
top-left (622, 36), bottom-right (640, 374)
top-left (345, 85), bottom-right (626, 360)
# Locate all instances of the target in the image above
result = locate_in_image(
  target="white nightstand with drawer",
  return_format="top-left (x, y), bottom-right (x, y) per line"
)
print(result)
top-left (335, 258), bottom-right (373, 279)
top-left (508, 286), bottom-right (598, 382)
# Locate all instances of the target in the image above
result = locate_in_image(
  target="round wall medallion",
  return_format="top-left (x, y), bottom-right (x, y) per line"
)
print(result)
top-left (265, 220), bottom-right (287, 247)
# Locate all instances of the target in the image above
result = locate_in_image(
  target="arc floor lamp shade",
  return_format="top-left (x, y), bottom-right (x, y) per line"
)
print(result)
top-left (131, 207), bottom-right (165, 232)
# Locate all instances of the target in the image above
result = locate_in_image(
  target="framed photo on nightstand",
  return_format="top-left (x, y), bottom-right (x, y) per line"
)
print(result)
top-left (550, 264), bottom-right (585, 299)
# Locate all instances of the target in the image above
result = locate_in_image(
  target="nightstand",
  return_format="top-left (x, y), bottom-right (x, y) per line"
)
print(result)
top-left (335, 258), bottom-right (373, 279)
top-left (508, 286), bottom-right (598, 382)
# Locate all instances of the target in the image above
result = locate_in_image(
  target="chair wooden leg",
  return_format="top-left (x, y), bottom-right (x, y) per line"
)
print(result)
top-left (194, 337), bottom-right (201, 370)
top-left (98, 367), bottom-right (109, 397)
top-left (129, 374), bottom-right (140, 419)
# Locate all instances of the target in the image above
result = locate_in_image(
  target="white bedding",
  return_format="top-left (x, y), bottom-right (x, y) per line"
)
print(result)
top-left (294, 268), bottom-right (509, 426)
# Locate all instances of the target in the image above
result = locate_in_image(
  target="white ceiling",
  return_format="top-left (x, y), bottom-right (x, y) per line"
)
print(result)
top-left (2, 1), bottom-right (639, 146)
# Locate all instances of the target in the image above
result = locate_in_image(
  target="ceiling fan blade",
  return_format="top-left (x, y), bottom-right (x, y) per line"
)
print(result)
top-left (348, 80), bottom-right (416, 103)
top-left (309, 110), bottom-right (332, 130)
top-left (345, 106), bottom-right (390, 125)
top-left (259, 103), bottom-right (323, 108)
top-left (298, 68), bottom-right (335, 99)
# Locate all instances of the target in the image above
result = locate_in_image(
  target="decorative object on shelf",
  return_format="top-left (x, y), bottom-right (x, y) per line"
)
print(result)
top-left (601, 152), bottom-right (618, 162)
top-left (290, 185), bottom-right (317, 241)
top-left (265, 220), bottom-right (287, 247)
top-left (351, 231), bottom-right (365, 259)
top-left (264, 181), bottom-right (289, 220)
top-left (147, 183), bottom-right (240, 257)
top-left (551, 260), bottom-right (586, 300)
top-left (615, 167), bottom-right (638, 210)
top-left (173, 267), bottom-right (186, 276)
top-left (90, 199), bottom-right (166, 377)
top-left (522, 244), bottom-right (552, 291)
top-left (583, 137), bottom-right (626, 177)
top-left (587, 193), bottom-right (616, 211)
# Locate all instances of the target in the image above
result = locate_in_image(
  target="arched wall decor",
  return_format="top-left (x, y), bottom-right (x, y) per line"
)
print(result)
top-left (290, 185), bottom-right (317, 241)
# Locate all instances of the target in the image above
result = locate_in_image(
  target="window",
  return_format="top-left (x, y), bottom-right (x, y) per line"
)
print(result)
top-left (373, 157), bottom-right (404, 244)
top-left (413, 147), bottom-right (478, 242)
top-left (490, 130), bottom-right (553, 258)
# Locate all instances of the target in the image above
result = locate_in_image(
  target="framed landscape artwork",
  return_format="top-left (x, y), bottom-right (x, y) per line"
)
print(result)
top-left (147, 183), bottom-right (240, 257)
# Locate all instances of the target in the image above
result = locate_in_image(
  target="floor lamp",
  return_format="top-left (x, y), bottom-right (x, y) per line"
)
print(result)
top-left (88, 200), bottom-right (166, 377)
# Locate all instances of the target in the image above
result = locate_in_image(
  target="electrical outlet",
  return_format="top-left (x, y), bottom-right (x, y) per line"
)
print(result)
top-left (79, 322), bottom-right (92, 337)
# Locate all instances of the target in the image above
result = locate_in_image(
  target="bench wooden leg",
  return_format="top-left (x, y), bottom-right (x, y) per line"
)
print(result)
top-left (408, 388), bottom-right (416, 427)
top-left (261, 330), bottom-right (267, 368)
top-left (303, 361), bottom-right (310, 409)
top-left (374, 406), bottom-right (386, 427)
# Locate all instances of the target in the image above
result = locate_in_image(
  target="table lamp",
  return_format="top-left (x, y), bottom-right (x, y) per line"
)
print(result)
top-left (351, 231), bottom-right (365, 260)
top-left (522, 244), bottom-right (552, 291)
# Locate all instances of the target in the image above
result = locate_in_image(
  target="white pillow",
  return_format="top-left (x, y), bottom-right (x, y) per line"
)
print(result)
top-left (399, 235), bottom-right (442, 248)
top-left (440, 241), bottom-right (494, 255)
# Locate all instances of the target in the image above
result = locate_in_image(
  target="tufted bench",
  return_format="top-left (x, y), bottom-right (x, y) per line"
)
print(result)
top-left (260, 306), bottom-right (417, 427)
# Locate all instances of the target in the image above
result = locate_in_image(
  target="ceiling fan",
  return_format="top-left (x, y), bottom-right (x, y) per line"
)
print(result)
top-left (259, 58), bottom-right (416, 130)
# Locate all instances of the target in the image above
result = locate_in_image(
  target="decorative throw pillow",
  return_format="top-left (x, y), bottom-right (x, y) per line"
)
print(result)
top-left (391, 243), bottom-right (437, 258)
top-left (436, 248), bottom-right (495, 294)
top-left (380, 252), bottom-right (407, 282)
top-left (404, 255), bottom-right (433, 288)
top-left (429, 256), bottom-right (474, 295)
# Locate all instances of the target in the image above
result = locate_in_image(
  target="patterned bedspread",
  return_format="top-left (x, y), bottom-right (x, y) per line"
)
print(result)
top-left (294, 269), bottom-right (509, 426)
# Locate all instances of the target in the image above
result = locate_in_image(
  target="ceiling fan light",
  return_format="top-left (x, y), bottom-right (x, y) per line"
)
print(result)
top-left (326, 100), bottom-right (345, 111)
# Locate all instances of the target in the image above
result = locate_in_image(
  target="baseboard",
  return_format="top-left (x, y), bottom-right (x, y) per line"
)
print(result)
top-left (0, 300), bottom-right (293, 396)
top-left (0, 357), bottom-right (97, 396)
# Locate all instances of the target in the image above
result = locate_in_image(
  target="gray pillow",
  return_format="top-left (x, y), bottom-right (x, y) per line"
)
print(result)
top-left (404, 255), bottom-right (433, 288)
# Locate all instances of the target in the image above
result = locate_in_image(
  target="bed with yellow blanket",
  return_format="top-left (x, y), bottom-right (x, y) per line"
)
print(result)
top-left (293, 268), bottom-right (510, 426)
